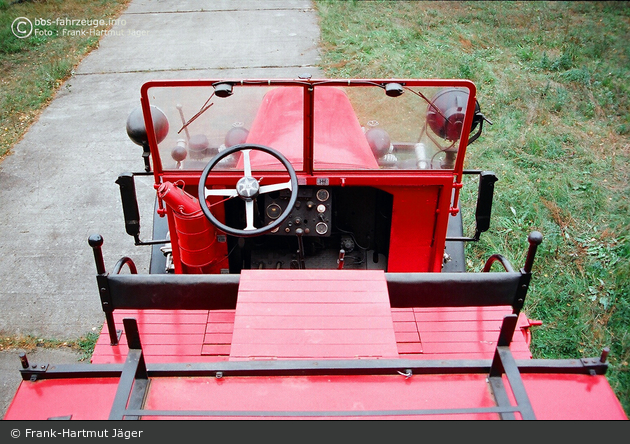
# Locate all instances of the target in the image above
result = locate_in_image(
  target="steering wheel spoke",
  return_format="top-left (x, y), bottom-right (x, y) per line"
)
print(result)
top-left (244, 199), bottom-right (256, 231)
top-left (241, 149), bottom-right (252, 177)
top-left (204, 188), bottom-right (239, 198)
top-left (197, 144), bottom-right (298, 237)
top-left (259, 179), bottom-right (293, 195)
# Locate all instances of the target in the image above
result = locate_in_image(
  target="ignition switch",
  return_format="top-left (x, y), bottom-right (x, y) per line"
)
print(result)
top-left (341, 236), bottom-right (355, 253)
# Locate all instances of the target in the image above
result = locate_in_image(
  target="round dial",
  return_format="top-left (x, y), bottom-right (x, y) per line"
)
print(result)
top-left (315, 222), bottom-right (328, 235)
top-left (266, 203), bottom-right (282, 219)
top-left (316, 189), bottom-right (330, 202)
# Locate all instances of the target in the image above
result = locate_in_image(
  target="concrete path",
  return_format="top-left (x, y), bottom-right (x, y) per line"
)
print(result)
top-left (0, 0), bottom-right (322, 418)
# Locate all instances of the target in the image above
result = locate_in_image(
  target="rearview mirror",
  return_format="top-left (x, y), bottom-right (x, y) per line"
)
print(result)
top-left (474, 171), bottom-right (498, 237)
top-left (445, 170), bottom-right (498, 242)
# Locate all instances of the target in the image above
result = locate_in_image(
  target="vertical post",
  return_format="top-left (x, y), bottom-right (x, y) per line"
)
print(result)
top-left (104, 314), bottom-right (119, 345)
top-left (89, 235), bottom-right (120, 345)
top-left (108, 318), bottom-right (148, 420)
top-left (88, 234), bottom-right (106, 275)
top-left (302, 81), bottom-right (314, 176)
top-left (523, 231), bottom-right (543, 274)
top-left (511, 232), bottom-right (544, 315)
top-left (489, 314), bottom-right (519, 377)
top-left (19, 352), bottom-right (29, 369)
top-left (488, 315), bottom-right (537, 420)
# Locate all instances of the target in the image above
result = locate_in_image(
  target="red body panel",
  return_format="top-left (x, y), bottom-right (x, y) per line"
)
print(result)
top-left (5, 379), bottom-right (120, 421)
top-left (6, 373), bottom-right (626, 420)
top-left (382, 186), bottom-right (445, 272)
top-left (245, 87), bottom-right (379, 170)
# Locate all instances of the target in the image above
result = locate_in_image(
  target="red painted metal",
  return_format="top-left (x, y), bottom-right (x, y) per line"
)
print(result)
top-left (244, 87), bottom-right (379, 170)
top-left (158, 181), bottom-right (228, 273)
top-left (5, 379), bottom-right (120, 421)
top-left (6, 372), bottom-right (626, 420)
top-left (521, 374), bottom-right (629, 420)
top-left (229, 270), bottom-right (398, 360)
top-left (380, 186), bottom-right (445, 272)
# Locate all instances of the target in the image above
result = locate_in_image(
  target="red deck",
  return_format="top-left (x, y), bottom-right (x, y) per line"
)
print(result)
top-left (5, 269), bottom-right (626, 420)
top-left (90, 270), bottom-right (532, 364)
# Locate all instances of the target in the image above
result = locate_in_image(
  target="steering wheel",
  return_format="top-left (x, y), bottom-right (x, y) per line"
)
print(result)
top-left (197, 144), bottom-right (299, 237)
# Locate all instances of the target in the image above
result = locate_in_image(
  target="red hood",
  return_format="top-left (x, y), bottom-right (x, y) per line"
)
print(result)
top-left (244, 86), bottom-right (379, 170)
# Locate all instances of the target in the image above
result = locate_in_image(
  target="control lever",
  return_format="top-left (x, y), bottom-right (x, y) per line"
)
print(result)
top-left (337, 249), bottom-right (345, 270)
top-left (295, 228), bottom-right (306, 269)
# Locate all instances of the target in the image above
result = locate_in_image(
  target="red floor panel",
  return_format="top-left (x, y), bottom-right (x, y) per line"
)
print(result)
top-left (229, 269), bottom-right (399, 360)
top-left (91, 280), bottom-right (532, 364)
top-left (144, 373), bottom-right (499, 420)
top-left (6, 372), bottom-right (625, 420)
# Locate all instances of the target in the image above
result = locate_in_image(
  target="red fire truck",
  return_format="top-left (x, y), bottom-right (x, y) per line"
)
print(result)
top-left (5, 77), bottom-right (626, 419)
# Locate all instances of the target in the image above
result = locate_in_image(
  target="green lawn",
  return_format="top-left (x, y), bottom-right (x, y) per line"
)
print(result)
top-left (315, 0), bottom-right (630, 415)
top-left (0, 0), bottom-right (130, 159)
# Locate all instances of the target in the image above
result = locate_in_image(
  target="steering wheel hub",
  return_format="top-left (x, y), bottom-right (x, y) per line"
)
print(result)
top-left (236, 176), bottom-right (260, 199)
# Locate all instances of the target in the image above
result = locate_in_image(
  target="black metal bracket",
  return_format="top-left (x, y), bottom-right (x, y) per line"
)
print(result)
top-left (488, 315), bottom-right (536, 420)
top-left (18, 353), bottom-right (49, 382)
top-left (446, 170), bottom-right (498, 242)
top-left (581, 348), bottom-right (611, 376)
top-left (116, 172), bottom-right (170, 247)
top-left (109, 318), bottom-right (149, 420)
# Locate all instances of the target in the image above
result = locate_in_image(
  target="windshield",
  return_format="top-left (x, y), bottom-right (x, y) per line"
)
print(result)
top-left (142, 80), bottom-right (476, 173)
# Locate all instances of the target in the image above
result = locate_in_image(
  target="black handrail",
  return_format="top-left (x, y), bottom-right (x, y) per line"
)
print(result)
top-left (112, 257), bottom-right (138, 275)
top-left (483, 254), bottom-right (515, 273)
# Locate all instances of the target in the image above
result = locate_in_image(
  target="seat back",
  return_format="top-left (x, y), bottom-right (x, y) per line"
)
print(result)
top-left (386, 271), bottom-right (523, 309)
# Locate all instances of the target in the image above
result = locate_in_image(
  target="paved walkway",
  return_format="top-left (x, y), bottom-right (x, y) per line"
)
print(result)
top-left (0, 0), bottom-right (322, 418)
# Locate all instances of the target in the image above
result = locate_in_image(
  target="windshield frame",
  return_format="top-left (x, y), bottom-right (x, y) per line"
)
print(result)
top-left (139, 78), bottom-right (477, 178)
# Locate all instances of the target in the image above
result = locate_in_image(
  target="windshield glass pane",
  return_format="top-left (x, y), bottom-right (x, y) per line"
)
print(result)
top-left (313, 84), bottom-right (472, 170)
top-left (144, 81), bottom-right (473, 173)
top-left (147, 85), bottom-right (304, 172)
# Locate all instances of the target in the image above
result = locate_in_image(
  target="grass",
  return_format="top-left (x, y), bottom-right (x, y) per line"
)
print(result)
top-left (315, 0), bottom-right (630, 415)
top-left (0, 331), bottom-right (100, 362)
top-left (0, 0), bottom-right (130, 160)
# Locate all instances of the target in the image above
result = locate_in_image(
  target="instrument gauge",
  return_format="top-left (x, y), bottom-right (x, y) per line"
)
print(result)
top-left (266, 203), bottom-right (282, 219)
top-left (315, 222), bottom-right (328, 235)
top-left (316, 189), bottom-right (330, 202)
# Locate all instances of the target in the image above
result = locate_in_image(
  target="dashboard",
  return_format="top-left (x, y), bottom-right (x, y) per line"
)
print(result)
top-left (224, 185), bottom-right (393, 272)
top-left (263, 186), bottom-right (333, 237)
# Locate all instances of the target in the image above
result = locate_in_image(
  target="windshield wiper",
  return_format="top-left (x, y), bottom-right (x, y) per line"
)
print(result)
top-left (177, 92), bottom-right (215, 135)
